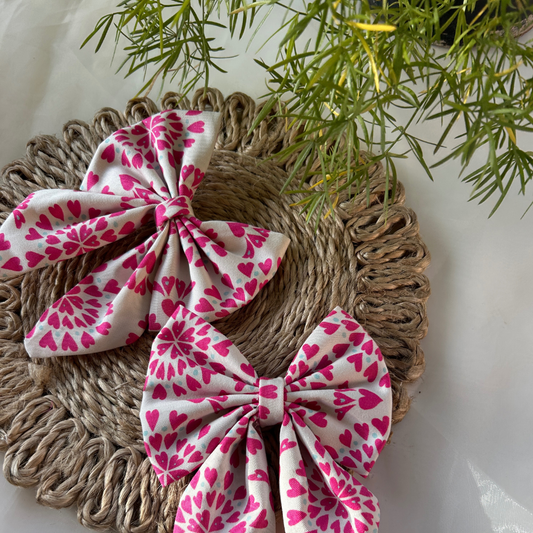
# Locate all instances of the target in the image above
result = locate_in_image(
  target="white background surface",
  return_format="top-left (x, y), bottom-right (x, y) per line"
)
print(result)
top-left (1, 2), bottom-right (532, 532)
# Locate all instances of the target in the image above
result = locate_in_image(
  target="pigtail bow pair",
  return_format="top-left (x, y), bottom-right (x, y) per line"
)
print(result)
top-left (1, 108), bottom-right (392, 532)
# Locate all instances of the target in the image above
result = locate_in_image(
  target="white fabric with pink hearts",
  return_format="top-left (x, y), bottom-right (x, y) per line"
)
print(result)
top-left (0, 109), bottom-right (290, 357)
top-left (141, 306), bottom-right (392, 533)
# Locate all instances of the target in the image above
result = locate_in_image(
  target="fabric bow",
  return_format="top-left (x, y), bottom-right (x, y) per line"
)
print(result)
top-left (141, 305), bottom-right (392, 533)
top-left (0, 109), bottom-right (289, 357)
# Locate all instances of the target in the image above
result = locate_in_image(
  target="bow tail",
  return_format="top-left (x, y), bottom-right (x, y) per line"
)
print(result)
top-left (279, 413), bottom-right (381, 533)
top-left (24, 228), bottom-right (168, 357)
top-left (174, 414), bottom-right (275, 533)
top-left (0, 188), bottom-right (152, 276)
top-left (149, 223), bottom-right (193, 325)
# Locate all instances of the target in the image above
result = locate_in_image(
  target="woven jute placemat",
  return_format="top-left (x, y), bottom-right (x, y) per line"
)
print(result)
top-left (0, 88), bottom-right (430, 532)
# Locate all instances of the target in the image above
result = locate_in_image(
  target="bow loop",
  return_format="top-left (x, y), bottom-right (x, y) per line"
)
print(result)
top-left (283, 308), bottom-right (392, 478)
top-left (0, 109), bottom-right (290, 357)
top-left (141, 305), bottom-right (392, 532)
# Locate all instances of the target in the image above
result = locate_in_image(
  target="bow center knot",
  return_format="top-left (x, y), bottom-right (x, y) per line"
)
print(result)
top-left (154, 195), bottom-right (193, 227)
top-left (257, 377), bottom-right (285, 427)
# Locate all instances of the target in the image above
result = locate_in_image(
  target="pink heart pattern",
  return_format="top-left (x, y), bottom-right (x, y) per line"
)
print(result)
top-left (0, 110), bottom-right (290, 357)
top-left (141, 306), bottom-right (392, 533)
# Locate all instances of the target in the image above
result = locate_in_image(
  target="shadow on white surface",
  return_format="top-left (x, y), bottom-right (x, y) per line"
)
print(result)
top-left (0, 452), bottom-right (86, 533)
top-left (367, 407), bottom-right (495, 533)
top-left (468, 461), bottom-right (533, 533)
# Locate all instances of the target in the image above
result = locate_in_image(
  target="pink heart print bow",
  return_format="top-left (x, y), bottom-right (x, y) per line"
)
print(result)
top-left (0, 109), bottom-right (290, 357)
top-left (141, 305), bottom-right (392, 533)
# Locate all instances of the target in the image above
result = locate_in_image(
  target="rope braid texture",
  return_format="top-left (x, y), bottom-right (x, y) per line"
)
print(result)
top-left (0, 88), bottom-right (430, 533)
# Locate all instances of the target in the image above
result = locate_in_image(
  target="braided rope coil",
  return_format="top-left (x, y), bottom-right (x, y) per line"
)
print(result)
top-left (0, 88), bottom-right (430, 533)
